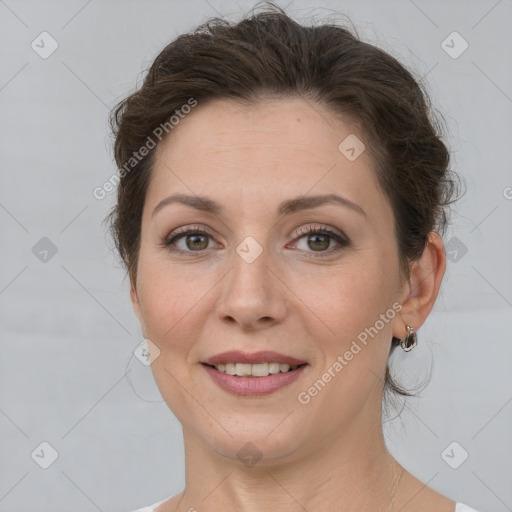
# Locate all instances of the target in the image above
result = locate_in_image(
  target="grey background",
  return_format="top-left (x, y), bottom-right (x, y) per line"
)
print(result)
top-left (1, 0), bottom-right (511, 511)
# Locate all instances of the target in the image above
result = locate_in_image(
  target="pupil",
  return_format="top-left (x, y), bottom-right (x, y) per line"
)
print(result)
top-left (308, 234), bottom-right (329, 251)
top-left (187, 234), bottom-right (208, 250)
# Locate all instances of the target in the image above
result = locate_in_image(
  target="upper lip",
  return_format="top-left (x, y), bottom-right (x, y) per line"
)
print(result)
top-left (203, 350), bottom-right (307, 366)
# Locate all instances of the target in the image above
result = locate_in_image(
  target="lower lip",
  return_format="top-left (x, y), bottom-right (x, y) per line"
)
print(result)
top-left (202, 364), bottom-right (307, 397)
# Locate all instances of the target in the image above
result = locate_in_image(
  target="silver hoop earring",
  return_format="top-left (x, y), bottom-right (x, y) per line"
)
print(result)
top-left (400, 325), bottom-right (417, 352)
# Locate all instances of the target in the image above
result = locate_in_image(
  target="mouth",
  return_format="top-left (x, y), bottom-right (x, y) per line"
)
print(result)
top-left (202, 362), bottom-right (307, 377)
top-left (200, 350), bottom-right (309, 396)
top-left (202, 350), bottom-right (307, 368)
top-left (201, 350), bottom-right (308, 396)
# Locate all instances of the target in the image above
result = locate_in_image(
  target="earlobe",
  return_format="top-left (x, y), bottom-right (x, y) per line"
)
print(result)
top-left (393, 232), bottom-right (446, 338)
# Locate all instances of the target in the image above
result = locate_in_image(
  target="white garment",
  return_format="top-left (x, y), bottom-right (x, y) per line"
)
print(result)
top-left (130, 499), bottom-right (480, 512)
top-left (129, 496), bottom-right (167, 512)
top-left (455, 504), bottom-right (480, 512)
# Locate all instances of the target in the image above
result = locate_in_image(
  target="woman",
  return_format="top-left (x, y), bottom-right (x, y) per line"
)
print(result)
top-left (109, 5), bottom-right (478, 512)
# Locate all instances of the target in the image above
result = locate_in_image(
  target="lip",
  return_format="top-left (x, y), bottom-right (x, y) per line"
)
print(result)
top-left (202, 363), bottom-right (308, 397)
top-left (202, 350), bottom-right (307, 366)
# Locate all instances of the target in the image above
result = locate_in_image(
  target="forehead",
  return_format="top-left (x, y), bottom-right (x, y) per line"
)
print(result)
top-left (146, 97), bottom-right (389, 223)
top-left (156, 97), bottom-right (365, 166)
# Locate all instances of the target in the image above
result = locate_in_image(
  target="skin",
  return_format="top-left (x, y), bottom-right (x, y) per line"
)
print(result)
top-left (130, 97), bottom-right (453, 511)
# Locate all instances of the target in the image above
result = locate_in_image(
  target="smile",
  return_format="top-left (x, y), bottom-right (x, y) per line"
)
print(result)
top-left (212, 362), bottom-right (301, 377)
top-left (202, 363), bottom-right (308, 396)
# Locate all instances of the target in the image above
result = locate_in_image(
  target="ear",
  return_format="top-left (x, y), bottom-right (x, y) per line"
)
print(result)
top-left (392, 232), bottom-right (446, 339)
top-left (130, 276), bottom-right (143, 326)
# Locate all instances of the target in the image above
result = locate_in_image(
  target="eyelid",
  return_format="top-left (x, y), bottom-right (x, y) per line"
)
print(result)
top-left (291, 223), bottom-right (346, 240)
top-left (165, 224), bottom-right (216, 244)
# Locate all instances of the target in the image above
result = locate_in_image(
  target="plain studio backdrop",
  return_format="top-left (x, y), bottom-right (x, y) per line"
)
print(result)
top-left (1, 1), bottom-right (511, 511)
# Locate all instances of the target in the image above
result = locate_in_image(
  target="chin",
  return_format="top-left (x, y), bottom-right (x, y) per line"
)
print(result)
top-left (197, 414), bottom-right (311, 467)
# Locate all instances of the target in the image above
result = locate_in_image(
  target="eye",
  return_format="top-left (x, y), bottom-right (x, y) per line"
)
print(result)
top-left (164, 225), bottom-right (218, 253)
top-left (291, 225), bottom-right (349, 257)
top-left (163, 224), bottom-right (349, 256)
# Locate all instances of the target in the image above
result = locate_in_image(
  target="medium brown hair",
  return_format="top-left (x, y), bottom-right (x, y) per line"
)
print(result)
top-left (108, 4), bottom-right (460, 396)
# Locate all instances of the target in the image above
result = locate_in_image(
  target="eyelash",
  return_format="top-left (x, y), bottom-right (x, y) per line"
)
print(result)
top-left (163, 224), bottom-right (349, 258)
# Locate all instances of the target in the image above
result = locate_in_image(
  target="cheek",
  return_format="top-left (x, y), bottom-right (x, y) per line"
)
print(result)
top-left (324, 255), bottom-right (397, 320)
top-left (135, 262), bottom-right (211, 415)
top-left (135, 251), bottom-right (218, 360)
top-left (312, 251), bottom-right (400, 370)
top-left (138, 279), bottom-right (200, 347)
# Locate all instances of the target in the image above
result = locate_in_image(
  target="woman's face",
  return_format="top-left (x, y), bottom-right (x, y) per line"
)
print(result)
top-left (132, 97), bottom-right (408, 463)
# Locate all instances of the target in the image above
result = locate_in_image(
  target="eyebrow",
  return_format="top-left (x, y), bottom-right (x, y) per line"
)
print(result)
top-left (152, 193), bottom-right (367, 219)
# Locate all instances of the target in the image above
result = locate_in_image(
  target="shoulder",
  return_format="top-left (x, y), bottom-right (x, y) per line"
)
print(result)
top-left (455, 504), bottom-right (481, 512)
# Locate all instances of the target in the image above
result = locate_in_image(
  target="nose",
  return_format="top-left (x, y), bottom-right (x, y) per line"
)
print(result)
top-left (215, 243), bottom-right (288, 331)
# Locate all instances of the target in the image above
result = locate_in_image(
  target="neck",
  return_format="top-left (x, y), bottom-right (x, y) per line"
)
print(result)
top-left (175, 411), bottom-right (402, 512)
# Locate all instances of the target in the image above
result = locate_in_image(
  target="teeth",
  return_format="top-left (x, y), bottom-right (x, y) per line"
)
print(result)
top-left (236, 363), bottom-right (252, 376)
top-left (251, 363), bottom-right (269, 377)
top-left (269, 362), bottom-right (280, 374)
top-left (213, 362), bottom-right (299, 377)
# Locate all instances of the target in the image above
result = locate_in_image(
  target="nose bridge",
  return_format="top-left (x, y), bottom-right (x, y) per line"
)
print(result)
top-left (229, 235), bottom-right (273, 299)
top-left (216, 234), bottom-right (286, 327)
